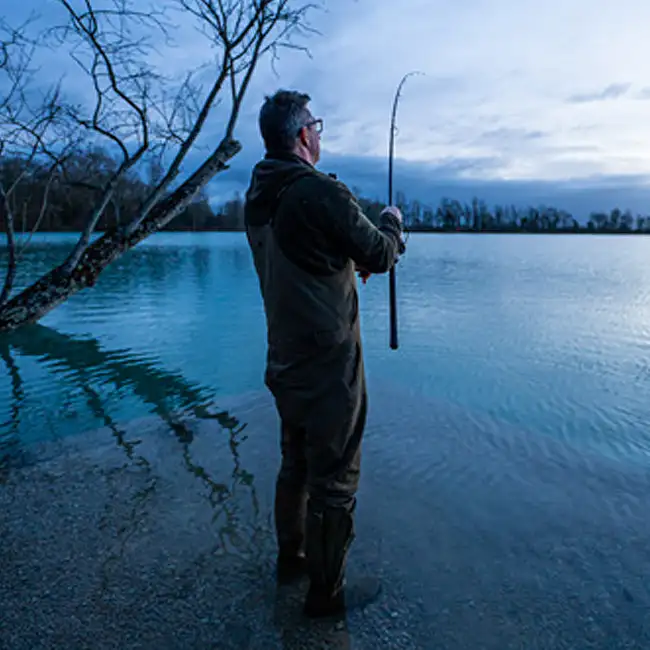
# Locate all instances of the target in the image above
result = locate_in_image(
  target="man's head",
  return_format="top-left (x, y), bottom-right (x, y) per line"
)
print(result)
top-left (258, 90), bottom-right (322, 165)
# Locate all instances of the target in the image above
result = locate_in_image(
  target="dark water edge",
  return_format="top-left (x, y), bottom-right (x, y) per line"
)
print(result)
top-left (2, 385), bottom-right (649, 649)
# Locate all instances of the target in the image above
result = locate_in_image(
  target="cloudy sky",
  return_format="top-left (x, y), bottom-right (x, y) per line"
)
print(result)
top-left (6, 0), bottom-right (650, 217)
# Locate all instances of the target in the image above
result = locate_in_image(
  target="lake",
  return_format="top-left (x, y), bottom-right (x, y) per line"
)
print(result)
top-left (4, 232), bottom-right (650, 460)
top-left (1, 232), bottom-right (650, 649)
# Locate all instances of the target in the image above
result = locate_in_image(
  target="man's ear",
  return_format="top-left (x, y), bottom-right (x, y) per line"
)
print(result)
top-left (297, 126), bottom-right (308, 147)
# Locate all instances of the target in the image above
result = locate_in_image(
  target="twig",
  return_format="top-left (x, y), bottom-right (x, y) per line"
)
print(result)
top-left (15, 161), bottom-right (60, 262)
top-left (57, 0), bottom-right (155, 270)
top-left (0, 180), bottom-right (17, 306)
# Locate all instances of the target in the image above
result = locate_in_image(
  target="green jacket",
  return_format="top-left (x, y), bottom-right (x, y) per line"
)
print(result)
top-left (244, 152), bottom-right (404, 371)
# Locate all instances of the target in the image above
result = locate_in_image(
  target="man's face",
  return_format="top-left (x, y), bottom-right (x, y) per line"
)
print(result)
top-left (300, 111), bottom-right (322, 165)
top-left (308, 119), bottom-right (321, 165)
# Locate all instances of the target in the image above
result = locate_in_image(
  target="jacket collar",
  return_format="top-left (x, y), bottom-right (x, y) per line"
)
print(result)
top-left (264, 150), bottom-right (314, 168)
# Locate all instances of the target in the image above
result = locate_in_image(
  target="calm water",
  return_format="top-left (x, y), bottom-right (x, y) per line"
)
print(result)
top-left (2, 232), bottom-right (650, 465)
top-left (3, 232), bottom-right (650, 648)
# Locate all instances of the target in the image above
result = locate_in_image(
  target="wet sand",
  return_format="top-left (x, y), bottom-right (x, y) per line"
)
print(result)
top-left (1, 385), bottom-right (649, 649)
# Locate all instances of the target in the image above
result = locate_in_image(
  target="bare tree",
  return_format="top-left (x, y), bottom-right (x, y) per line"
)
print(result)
top-left (0, 0), bottom-right (317, 331)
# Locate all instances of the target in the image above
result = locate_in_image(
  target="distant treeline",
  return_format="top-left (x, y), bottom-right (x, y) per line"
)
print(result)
top-left (1, 148), bottom-right (649, 234)
top-left (382, 193), bottom-right (650, 234)
top-left (209, 190), bottom-right (650, 234)
top-left (0, 149), bottom-right (219, 233)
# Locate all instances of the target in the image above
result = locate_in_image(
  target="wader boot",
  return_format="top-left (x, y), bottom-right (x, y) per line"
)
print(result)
top-left (303, 503), bottom-right (381, 619)
top-left (275, 481), bottom-right (308, 585)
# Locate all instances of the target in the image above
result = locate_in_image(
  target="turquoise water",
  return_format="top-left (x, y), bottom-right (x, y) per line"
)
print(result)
top-left (2, 232), bottom-right (650, 467)
top-left (3, 232), bottom-right (650, 648)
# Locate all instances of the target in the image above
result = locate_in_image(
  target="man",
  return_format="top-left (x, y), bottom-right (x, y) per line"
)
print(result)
top-left (243, 89), bottom-right (405, 618)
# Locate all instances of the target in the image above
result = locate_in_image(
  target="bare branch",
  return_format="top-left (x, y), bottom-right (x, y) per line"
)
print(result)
top-left (225, 0), bottom-right (298, 138)
top-left (123, 0), bottom-right (308, 234)
top-left (63, 179), bottom-right (118, 272)
top-left (0, 0), bottom-right (321, 330)
top-left (179, 0), bottom-right (226, 37)
top-left (0, 181), bottom-right (17, 306)
top-left (57, 0), bottom-right (152, 153)
top-left (15, 161), bottom-right (61, 262)
top-left (124, 61), bottom-right (231, 235)
top-left (52, 0), bottom-right (164, 269)
top-left (0, 14), bottom-right (40, 113)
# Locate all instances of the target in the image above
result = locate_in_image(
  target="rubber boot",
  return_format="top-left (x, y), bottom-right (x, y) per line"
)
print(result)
top-left (275, 481), bottom-right (308, 585)
top-left (303, 503), bottom-right (381, 619)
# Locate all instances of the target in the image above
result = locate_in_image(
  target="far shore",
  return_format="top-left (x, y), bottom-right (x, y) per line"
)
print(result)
top-left (10, 227), bottom-right (650, 236)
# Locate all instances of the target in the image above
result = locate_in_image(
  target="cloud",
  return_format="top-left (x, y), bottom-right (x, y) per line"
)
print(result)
top-left (6, 0), bottom-right (650, 219)
top-left (207, 146), bottom-right (650, 220)
top-left (478, 128), bottom-right (548, 143)
top-left (567, 83), bottom-right (632, 104)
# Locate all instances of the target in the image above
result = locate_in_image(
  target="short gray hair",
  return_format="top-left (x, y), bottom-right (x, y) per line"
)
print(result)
top-left (258, 90), bottom-right (312, 153)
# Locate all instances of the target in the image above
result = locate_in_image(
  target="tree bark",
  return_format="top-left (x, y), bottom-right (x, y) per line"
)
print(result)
top-left (0, 137), bottom-right (241, 332)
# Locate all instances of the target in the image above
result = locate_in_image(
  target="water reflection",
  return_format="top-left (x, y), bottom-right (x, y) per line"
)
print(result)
top-left (0, 324), bottom-right (265, 557)
top-left (3, 324), bottom-right (214, 411)
top-left (0, 342), bottom-right (25, 479)
top-left (0, 324), bottom-right (354, 647)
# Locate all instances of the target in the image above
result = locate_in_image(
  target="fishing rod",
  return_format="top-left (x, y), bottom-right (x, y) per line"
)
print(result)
top-left (388, 71), bottom-right (423, 350)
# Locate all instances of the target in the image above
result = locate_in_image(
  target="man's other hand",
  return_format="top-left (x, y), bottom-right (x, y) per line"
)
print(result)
top-left (381, 206), bottom-right (403, 223)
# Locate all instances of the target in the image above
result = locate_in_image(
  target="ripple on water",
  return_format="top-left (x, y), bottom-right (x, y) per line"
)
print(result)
top-left (5, 233), bottom-right (650, 482)
top-left (3, 233), bottom-right (650, 648)
top-left (363, 379), bottom-right (650, 546)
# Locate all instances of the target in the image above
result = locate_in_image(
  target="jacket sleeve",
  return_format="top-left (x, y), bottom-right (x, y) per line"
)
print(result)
top-left (320, 178), bottom-right (405, 273)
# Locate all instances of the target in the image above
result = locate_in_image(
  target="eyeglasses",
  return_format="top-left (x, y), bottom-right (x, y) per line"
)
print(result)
top-left (300, 118), bottom-right (323, 135)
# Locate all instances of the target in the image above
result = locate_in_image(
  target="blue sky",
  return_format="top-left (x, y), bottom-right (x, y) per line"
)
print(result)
top-left (6, 0), bottom-right (650, 218)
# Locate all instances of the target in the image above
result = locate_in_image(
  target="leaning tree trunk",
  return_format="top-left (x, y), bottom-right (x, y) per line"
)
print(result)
top-left (0, 138), bottom-right (241, 332)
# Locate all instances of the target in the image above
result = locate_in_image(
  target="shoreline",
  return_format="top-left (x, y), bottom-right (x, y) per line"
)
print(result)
top-left (2, 386), bottom-right (649, 648)
top-left (5, 229), bottom-right (650, 236)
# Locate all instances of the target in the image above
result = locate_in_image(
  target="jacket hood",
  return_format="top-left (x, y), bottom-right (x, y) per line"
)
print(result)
top-left (244, 152), bottom-right (315, 227)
